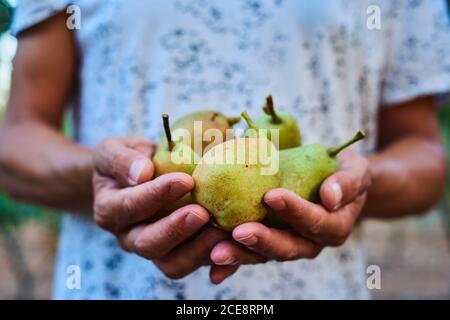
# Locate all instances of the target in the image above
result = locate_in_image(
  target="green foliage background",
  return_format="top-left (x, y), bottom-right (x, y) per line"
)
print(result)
top-left (0, 0), bottom-right (12, 34)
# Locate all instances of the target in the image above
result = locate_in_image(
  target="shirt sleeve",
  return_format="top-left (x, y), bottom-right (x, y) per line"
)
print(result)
top-left (381, 0), bottom-right (450, 106)
top-left (10, 0), bottom-right (71, 36)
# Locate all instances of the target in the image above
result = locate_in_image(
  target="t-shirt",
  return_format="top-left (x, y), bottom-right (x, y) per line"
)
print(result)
top-left (11, 0), bottom-right (450, 299)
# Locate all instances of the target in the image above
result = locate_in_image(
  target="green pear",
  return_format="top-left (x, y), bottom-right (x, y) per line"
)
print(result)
top-left (192, 112), bottom-right (280, 231)
top-left (152, 114), bottom-right (200, 219)
top-left (253, 95), bottom-right (301, 149)
top-left (263, 131), bottom-right (366, 228)
top-left (153, 114), bottom-right (200, 177)
top-left (159, 111), bottom-right (240, 156)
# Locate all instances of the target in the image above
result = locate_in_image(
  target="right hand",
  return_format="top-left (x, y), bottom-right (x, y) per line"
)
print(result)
top-left (92, 137), bottom-right (230, 279)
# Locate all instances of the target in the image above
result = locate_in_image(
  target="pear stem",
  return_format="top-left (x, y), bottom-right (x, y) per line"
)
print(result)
top-left (241, 111), bottom-right (258, 130)
top-left (327, 130), bottom-right (366, 158)
top-left (263, 95), bottom-right (281, 124)
top-left (227, 116), bottom-right (241, 126)
top-left (162, 114), bottom-right (175, 152)
top-left (210, 112), bottom-right (219, 121)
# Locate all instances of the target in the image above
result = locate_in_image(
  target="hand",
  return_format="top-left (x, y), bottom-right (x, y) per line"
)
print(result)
top-left (208, 150), bottom-right (372, 283)
top-left (92, 137), bottom-right (230, 279)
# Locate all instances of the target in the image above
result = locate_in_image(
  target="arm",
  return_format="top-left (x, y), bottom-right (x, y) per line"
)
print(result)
top-left (0, 13), bottom-right (229, 280)
top-left (0, 12), bottom-right (93, 213)
top-left (364, 96), bottom-right (447, 218)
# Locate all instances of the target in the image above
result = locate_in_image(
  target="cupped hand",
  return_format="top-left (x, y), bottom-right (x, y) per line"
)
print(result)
top-left (92, 137), bottom-right (230, 279)
top-left (209, 149), bottom-right (372, 284)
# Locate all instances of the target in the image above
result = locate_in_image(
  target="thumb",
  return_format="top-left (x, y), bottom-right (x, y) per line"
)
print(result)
top-left (94, 137), bottom-right (155, 187)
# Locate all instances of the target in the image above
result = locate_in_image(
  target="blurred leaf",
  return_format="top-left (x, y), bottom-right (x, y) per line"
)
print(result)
top-left (438, 103), bottom-right (450, 239)
top-left (0, 190), bottom-right (60, 227)
top-left (0, 0), bottom-right (12, 34)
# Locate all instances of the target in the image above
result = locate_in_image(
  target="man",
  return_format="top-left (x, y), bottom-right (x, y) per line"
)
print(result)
top-left (0, 0), bottom-right (449, 299)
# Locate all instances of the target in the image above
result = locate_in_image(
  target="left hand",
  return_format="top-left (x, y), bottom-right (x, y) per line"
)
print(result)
top-left (208, 150), bottom-right (372, 284)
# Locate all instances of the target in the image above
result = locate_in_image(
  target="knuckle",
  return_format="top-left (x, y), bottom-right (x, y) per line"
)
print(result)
top-left (134, 237), bottom-right (158, 260)
top-left (111, 153), bottom-right (124, 175)
top-left (147, 181), bottom-right (167, 204)
top-left (157, 263), bottom-right (185, 280)
top-left (93, 198), bottom-right (113, 230)
top-left (162, 269), bottom-right (184, 280)
top-left (93, 212), bottom-right (109, 230)
top-left (283, 248), bottom-right (300, 261)
top-left (97, 138), bottom-right (116, 156)
top-left (305, 247), bottom-right (322, 259)
top-left (335, 220), bottom-right (353, 240)
top-left (332, 237), bottom-right (347, 247)
top-left (308, 214), bottom-right (325, 237)
top-left (336, 228), bottom-right (352, 240)
top-left (165, 223), bottom-right (186, 243)
top-left (329, 234), bottom-right (349, 247)
top-left (122, 194), bottom-right (138, 215)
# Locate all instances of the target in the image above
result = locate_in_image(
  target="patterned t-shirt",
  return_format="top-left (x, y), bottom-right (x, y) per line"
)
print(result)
top-left (11, 0), bottom-right (450, 299)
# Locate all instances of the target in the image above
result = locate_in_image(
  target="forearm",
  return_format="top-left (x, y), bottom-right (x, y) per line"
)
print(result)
top-left (0, 120), bottom-right (93, 214)
top-left (363, 135), bottom-right (447, 218)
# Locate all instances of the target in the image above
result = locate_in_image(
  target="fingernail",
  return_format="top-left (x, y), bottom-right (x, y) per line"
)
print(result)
top-left (266, 197), bottom-right (286, 211)
top-left (184, 211), bottom-right (207, 229)
top-left (128, 158), bottom-right (148, 185)
top-left (214, 256), bottom-right (237, 266)
top-left (234, 229), bottom-right (258, 246)
top-left (236, 233), bottom-right (257, 246)
top-left (331, 182), bottom-right (343, 210)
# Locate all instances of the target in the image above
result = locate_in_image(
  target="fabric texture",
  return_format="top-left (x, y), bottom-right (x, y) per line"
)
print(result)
top-left (11, 0), bottom-right (450, 299)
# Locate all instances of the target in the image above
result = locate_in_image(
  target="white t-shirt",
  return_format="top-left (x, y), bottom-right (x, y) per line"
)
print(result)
top-left (11, 0), bottom-right (450, 299)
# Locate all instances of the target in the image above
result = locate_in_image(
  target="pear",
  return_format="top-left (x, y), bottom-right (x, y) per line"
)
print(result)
top-left (159, 111), bottom-right (240, 156)
top-left (253, 95), bottom-right (301, 149)
top-left (153, 114), bottom-right (200, 177)
top-left (263, 131), bottom-right (366, 228)
top-left (192, 112), bottom-right (280, 231)
top-left (152, 114), bottom-right (200, 220)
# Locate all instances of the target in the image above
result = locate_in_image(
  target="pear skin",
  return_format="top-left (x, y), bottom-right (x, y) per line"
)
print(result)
top-left (278, 144), bottom-right (340, 202)
top-left (253, 95), bottom-right (301, 150)
top-left (159, 111), bottom-right (240, 155)
top-left (264, 131), bottom-right (366, 228)
top-left (153, 142), bottom-right (199, 177)
top-left (192, 124), bottom-right (280, 231)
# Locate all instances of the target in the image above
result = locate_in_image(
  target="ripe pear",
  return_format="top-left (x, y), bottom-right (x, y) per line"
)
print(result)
top-left (263, 131), bottom-right (366, 228)
top-left (153, 114), bottom-right (200, 177)
top-left (253, 95), bottom-right (301, 149)
top-left (152, 114), bottom-right (200, 220)
top-left (192, 112), bottom-right (280, 231)
top-left (159, 111), bottom-right (240, 155)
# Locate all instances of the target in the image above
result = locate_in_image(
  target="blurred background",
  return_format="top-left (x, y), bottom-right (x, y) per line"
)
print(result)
top-left (0, 0), bottom-right (450, 299)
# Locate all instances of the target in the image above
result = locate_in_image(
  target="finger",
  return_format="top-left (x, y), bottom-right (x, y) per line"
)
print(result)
top-left (154, 228), bottom-right (229, 279)
top-left (94, 173), bottom-right (194, 231)
top-left (264, 189), bottom-right (358, 245)
top-left (118, 204), bottom-right (210, 260)
top-left (209, 265), bottom-right (240, 285)
top-left (232, 222), bottom-right (322, 261)
top-left (94, 137), bottom-right (155, 187)
top-left (125, 136), bottom-right (157, 158)
top-left (210, 240), bottom-right (267, 266)
top-left (320, 153), bottom-right (371, 211)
